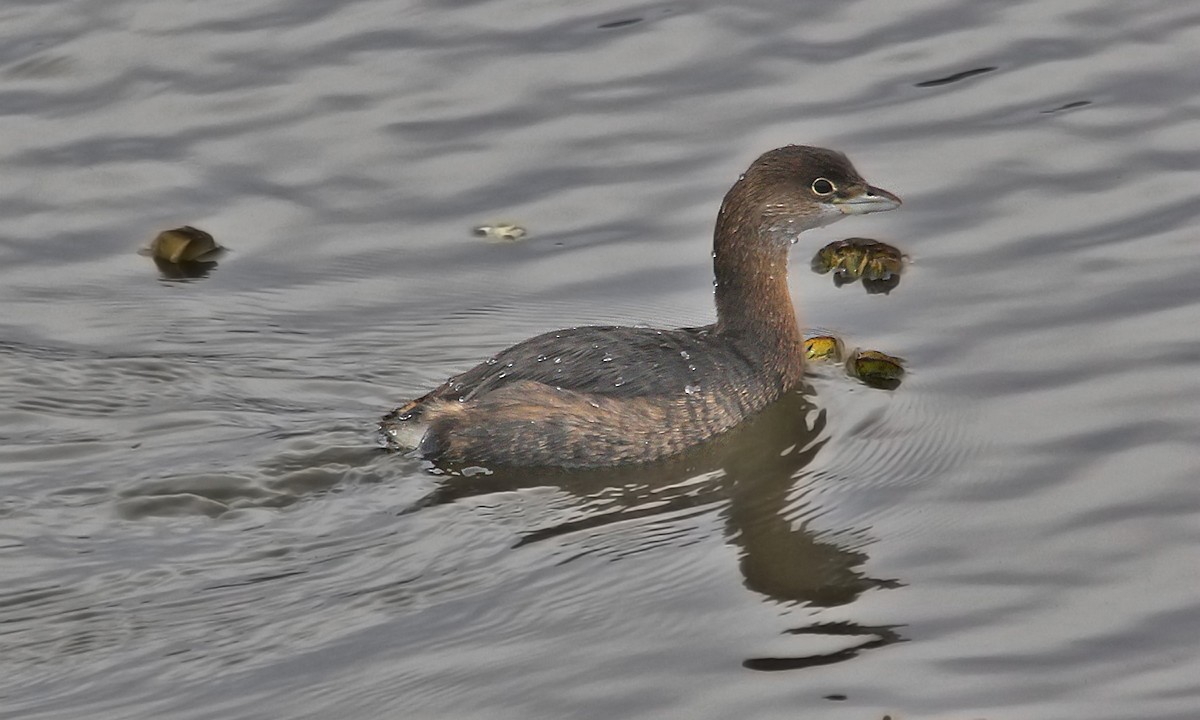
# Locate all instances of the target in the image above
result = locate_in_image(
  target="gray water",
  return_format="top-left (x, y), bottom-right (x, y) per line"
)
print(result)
top-left (3, 1), bottom-right (1200, 718)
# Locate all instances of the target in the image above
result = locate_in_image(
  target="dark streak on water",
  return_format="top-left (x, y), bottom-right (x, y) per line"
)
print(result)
top-left (3, 1), bottom-right (1200, 720)
top-left (913, 66), bottom-right (998, 87)
top-left (597, 18), bottom-right (644, 30)
top-left (1041, 99), bottom-right (1093, 114)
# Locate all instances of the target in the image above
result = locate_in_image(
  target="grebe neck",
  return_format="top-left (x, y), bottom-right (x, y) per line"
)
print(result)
top-left (711, 197), bottom-right (805, 375)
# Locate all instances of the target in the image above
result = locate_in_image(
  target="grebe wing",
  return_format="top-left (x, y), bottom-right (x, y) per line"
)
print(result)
top-left (426, 325), bottom-right (745, 403)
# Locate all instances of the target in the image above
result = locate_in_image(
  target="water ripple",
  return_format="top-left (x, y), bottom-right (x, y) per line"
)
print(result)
top-left (3, 0), bottom-right (1200, 718)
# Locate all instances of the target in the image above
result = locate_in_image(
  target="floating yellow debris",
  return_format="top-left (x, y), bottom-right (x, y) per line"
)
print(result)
top-left (145, 226), bottom-right (222, 263)
top-left (811, 238), bottom-right (904, 285)
top-left (473, 222), bottom-right (527, 242)
top-left (803, 335), bottom-right (845, 362)
top-left (845, 349), bottom-right (905, 388)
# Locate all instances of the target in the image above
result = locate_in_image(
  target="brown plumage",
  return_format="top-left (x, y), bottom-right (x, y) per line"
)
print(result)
top-left (381, 145), bottom-right (900, 468)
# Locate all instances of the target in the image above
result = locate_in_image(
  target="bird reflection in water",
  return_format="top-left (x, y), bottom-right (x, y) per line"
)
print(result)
top-left (408, 386), bottom-right (906, 671)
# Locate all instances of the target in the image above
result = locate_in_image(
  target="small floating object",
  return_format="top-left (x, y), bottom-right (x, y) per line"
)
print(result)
top-left (862, 250), bottom-right (902, 281)
top-left (834, 246), bottom-right (869, 282)
top-left (810, 242), bottom-right (844, 275)
top-left (811, 238), bottom-right (905, 292)
top-left (144, 226), bottom-right (223, 263)
top-left (473, 222), bottom-right (527, 242)
top-left (845, 349), bottom-right (905, 389)
top-left (803, 334), bottom-right (844, 362)
top-left (861, 273), bottom-right (901, 295)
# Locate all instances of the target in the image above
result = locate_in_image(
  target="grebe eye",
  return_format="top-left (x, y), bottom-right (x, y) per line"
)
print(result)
top-left (811, 178), bottom-right (836, 196)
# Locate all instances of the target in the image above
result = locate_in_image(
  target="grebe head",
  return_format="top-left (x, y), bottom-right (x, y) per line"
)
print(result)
top-left (734, 145), bottom-right (902, 245)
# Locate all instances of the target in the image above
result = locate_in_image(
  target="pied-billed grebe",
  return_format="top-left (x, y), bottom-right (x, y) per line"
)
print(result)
top-left (382, 145), bottom-right (900, 468)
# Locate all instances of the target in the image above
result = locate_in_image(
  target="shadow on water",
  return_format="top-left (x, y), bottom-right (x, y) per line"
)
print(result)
top-left (409, 386), bottom-right (906, 671)
top-left (151, 256), bottom-right (220, 280)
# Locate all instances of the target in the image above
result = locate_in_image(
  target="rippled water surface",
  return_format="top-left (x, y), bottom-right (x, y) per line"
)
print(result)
top-left (3, 1), bottom-right (1200, 718)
